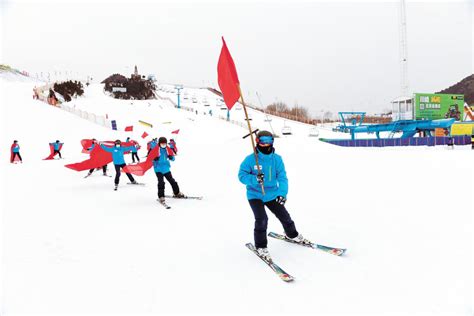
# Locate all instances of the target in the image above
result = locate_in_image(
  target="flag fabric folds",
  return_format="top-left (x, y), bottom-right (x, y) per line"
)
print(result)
top-left (43, 143), bottom-right (63, 160)
top-left (125, 126), bottom-right (133, 132)
top-left (65, 140), bottom-right (131, 172)
top-left (141, 131), bottom-right (149, 139)
top-left (122, 146), bottom-right (159, 176)
top-left (217, 37), bottom-right (241, 110)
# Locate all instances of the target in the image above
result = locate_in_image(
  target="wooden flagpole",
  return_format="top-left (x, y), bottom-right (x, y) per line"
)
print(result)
top-left (238, 84), bottom-right (265, 195)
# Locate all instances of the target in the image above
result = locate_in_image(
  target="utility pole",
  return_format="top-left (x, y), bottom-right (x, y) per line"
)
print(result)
top-left (399, 0), bottom-right (409, 97)
top-left (175, 85), bottom-right (183, 108)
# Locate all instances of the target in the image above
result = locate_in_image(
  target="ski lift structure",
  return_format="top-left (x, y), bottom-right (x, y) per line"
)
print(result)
top-left (308, 127), bottom-right (319, 137)
top-left (256, 91), bottom-right (276, 136)
top-left (281, 121), bottom-right (292, 135)
top-left (334, 112), bottom-right (366, 133)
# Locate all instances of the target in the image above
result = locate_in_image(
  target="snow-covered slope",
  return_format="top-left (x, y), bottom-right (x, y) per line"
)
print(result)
top-left (1, 80), bottom-right (472, 315)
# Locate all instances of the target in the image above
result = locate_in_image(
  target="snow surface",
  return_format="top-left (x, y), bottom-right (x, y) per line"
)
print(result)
top-left (0, 78), bottom-right (472, 316)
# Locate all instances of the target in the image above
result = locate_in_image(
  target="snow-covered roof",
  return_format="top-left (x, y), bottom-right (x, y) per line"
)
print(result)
top-left (391, 96), bottom-right (413, 103)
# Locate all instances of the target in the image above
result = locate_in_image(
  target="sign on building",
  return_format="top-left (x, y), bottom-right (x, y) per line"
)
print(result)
top-left (112, 87), bottom-right (127, 93)
top-left (414, 93), bottom-right (464, 121)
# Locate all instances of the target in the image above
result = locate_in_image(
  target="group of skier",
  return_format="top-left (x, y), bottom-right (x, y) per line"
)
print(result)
top-left (9, 139), bottom-right (63, 163)
top-left (86, 137), bottom-right (185, 204)
top-left (10, 130), bottom-right (316, 265)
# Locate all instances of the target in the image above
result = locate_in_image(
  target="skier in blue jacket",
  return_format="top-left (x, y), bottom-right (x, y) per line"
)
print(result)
top-left (131, 141), bottom-right (140, 163)
top-left (153, 137), bottom-right (184, 203)
top-left (50, 140), bottom-right (63, 158)
top-left (101, 139), bottom-right (138, 190)
top-left (238, 130), bottom-right (308, 262)
top-left (147, 138), bottom-right (158, 156)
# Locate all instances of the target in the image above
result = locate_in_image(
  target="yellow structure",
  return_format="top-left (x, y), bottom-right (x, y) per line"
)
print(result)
top-left (451, 122), bottom-right (474, 136)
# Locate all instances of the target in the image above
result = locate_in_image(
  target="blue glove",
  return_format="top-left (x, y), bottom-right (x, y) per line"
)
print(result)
top-left (276, 196), bottom-right (286, 205)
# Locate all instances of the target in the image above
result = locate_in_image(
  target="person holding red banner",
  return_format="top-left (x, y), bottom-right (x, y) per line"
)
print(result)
top-left (168, 139), bottom-right (178, 155)
top-left (10, 140), bottom-right (22, 163)
top-left (131, 140), bottom-right (140, 163)
top-left (154, 137), bottom-right (184, 204)
top-left (50, 140), bottom-right (63, 159)
top-left (84, 139), bottom-right (109, 177)
top-left (238, 131), bottom-right (309, 262)
top-left (100, 139), bottom-right (139, 190)
top-left (147, 137), bottom-right (158, 157)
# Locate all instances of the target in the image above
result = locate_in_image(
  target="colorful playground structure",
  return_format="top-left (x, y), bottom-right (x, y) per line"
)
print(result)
top-left (323, 95), bottom-right (474, 147)
top-left (333, 112), bottom-right (457, 140)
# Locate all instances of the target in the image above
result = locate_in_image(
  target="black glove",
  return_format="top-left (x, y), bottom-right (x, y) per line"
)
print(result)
top-left (256, 173), bottom-right (265, 185)
top-left (276, 196), bottom-right (286, 205)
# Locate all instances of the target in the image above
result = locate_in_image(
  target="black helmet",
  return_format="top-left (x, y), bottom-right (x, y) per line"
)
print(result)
top-left (158, 137), bottom-right (167, 144)
top-left (56, 140), bottom-right (59, 143)
top-left (115, 139), bottom-right (121, 145)
top-left (256, 130), bottom-right (274, 144)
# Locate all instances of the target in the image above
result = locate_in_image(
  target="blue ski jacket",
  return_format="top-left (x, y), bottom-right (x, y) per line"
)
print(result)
top-left (12, 144), bottom-right (20, 153)
top-left (52, 142), bottom-right (62, 150)
top-left (238, 150), bottom-right (288, 202)
top-left (100, 144), bottom-right (134, 165)
top-left (153, 147), bottom-right (175, 173)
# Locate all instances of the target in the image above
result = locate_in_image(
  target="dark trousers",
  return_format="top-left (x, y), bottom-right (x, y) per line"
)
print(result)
top-left (156, 172), bottom-right (180, 198)
top-left (12, 152), bottom-right (22, 162)
top-left (89, 165), bottom-right (107, 175)
top-left (54, 150), bottom-right (62, 158)
top-left (249, 199), bottom-right (298, 249)
top-left (114, 164), bottom-right (135, 185)
top-left (132, 152), bottom-right (140, 163)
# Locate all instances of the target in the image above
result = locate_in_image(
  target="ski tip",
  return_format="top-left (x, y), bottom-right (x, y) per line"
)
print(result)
top-left (281, 274), bottom-right (295, 282)
top-left (245, 243), bottom-right (257, 251)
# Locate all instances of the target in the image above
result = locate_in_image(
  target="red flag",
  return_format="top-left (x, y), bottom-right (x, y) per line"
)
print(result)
top-left (171, 129), bottom-right (180, 134)
top-left (65, 143), bottom-right (113, 171)
top-left (125, 126), bottom-right (133, 132)
top-left (141, 131), bottom-right (149, 139)
top-left (217, 37), bottom-right (241, 110)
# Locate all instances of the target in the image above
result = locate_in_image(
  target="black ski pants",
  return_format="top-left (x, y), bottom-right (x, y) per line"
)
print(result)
top-left (156, 171), bottom-right (180, 198)
top-left (249, 199), bottom-right (298, 249)
top-left (54, 150), bottom-right (62, 158)
top-left (114, 164), bottom-right (135, 185)
top-left (131, 152), bottom-right (140, 163)
top-left (12, 152), bottom-right (22, 162)
top-left (89, 165), bottom-right (107, 175)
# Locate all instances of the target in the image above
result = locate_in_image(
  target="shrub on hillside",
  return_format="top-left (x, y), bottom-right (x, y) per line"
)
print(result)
top-left (53, 80), bottom-right (84, 102)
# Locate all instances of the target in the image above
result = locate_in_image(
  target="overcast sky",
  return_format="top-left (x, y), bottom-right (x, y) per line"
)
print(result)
top-left (1, 0), bottom-right (472, 115)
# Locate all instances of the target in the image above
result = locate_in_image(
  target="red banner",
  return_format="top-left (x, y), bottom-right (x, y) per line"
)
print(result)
top-left (217, 37), bottom-right (241, 110)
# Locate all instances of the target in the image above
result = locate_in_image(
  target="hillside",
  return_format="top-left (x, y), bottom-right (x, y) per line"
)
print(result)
top-left (437, 74), bottom-right (474, 105)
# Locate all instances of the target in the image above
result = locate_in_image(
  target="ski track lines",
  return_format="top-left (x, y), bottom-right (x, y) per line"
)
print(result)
top-left (0, 80), bottom-right (472, 315)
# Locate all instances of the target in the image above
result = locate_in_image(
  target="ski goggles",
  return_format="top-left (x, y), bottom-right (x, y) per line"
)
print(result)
top-left (256, 135), bottom-right (274, 145)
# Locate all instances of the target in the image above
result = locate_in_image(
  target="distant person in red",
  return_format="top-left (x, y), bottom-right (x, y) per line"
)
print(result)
top-left (10, 140), bottom-right (22, 163)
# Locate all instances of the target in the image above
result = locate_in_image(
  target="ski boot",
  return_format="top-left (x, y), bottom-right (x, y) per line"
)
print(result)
top-left (256, 247), bottom-right (272, 262)
top-left (288, 233), bottom-right (311, 245)
top-left (173, 192), bottom-right (186, 198)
